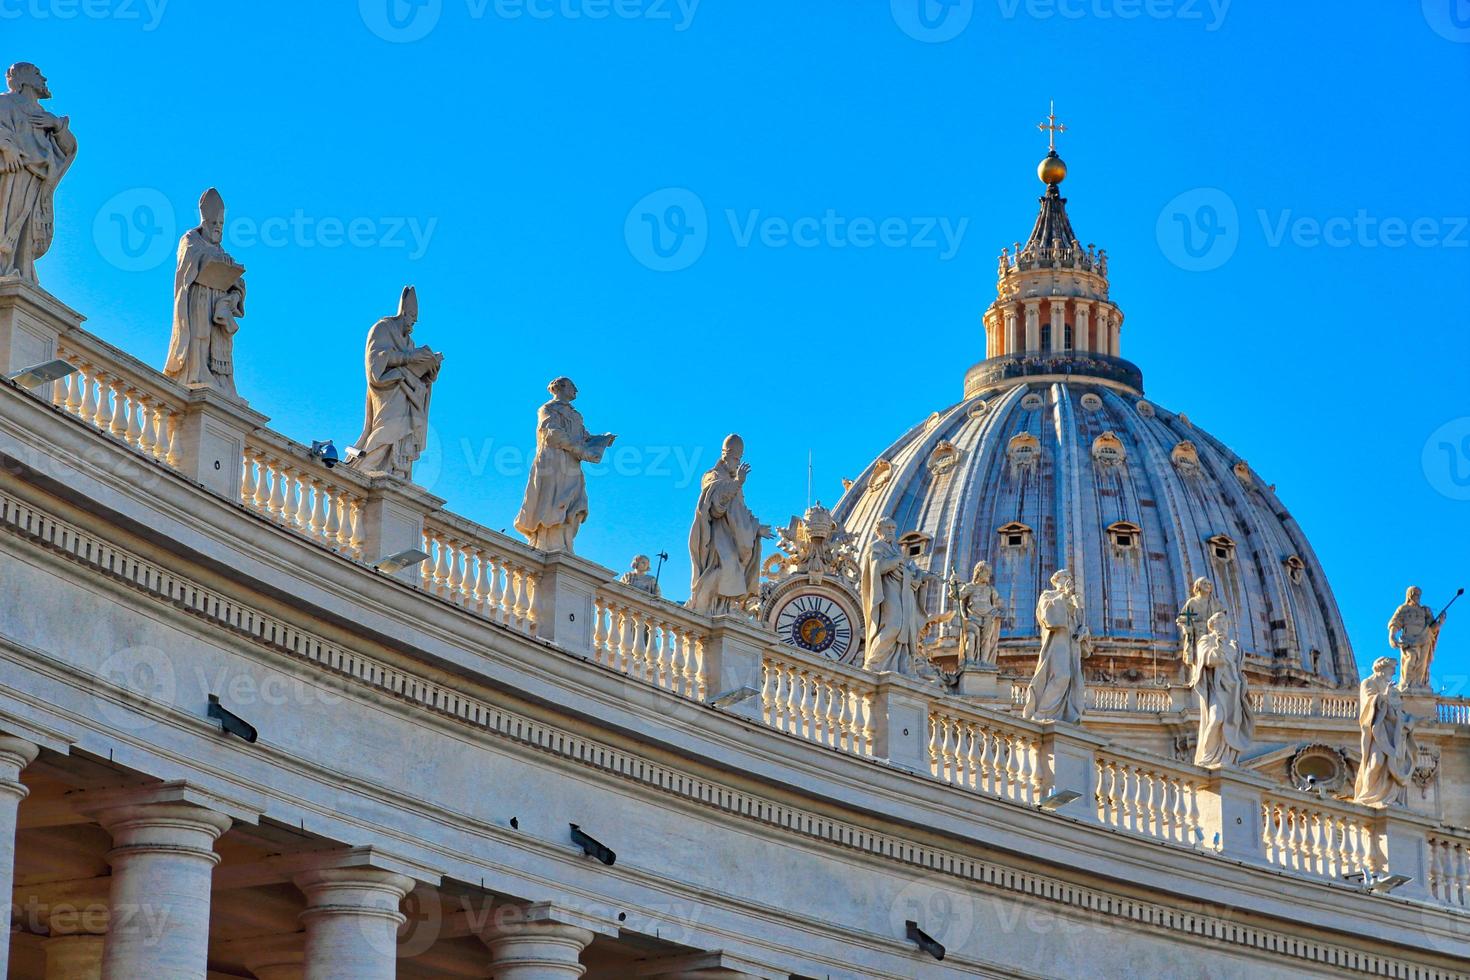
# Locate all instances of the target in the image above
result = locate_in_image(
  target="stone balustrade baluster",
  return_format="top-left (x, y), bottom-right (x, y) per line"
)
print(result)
top-left (135, 393), bottom-right (156, 456)
top-left (106, 378), bottom-right (128, 438)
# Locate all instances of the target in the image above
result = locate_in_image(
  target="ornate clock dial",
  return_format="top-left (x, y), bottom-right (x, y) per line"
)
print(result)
top-left (774, 593), bottom-right (854, 661)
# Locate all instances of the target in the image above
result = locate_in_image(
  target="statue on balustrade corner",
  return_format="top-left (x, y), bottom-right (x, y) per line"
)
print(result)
top-left (1023, 569), bottom-right (1091, 724)
top-left (1388, 585), bottom-right (1455, 692)
top-left (687, 434), bottom-right (771, 616)
top-left (955, 560), bottom-right (1004, 668)
top-left (0, 63), bottom-right (76, 284)
top-left (619, 554), bottom-right (661, 598)
top-left (514, 377), bottom-right (616, 553)
top-left (1354, 656), bottom-right (1417, 807)
top-left (165, 188), bottom-right (246, 397)
top-left (860, 517), bottom-right (939, 675)
top-left (346, 286), bottom-right (443, 480)
top-left (1190, 611), bottom-right (1254, 768)
top-left (1177, 576), bottom-right (1226, 671)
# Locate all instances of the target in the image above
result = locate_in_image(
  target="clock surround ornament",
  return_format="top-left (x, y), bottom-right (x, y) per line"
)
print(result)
top-left (760, 502), bottom-right (865, 666)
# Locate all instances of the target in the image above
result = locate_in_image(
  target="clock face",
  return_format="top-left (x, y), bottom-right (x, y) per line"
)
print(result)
top-left (774, 593), bottom-right (855, 662)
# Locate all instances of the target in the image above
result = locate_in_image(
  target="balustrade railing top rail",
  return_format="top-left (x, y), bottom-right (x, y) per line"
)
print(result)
top-left (54, 330), bottom-right (192, 470)
top-left (761, 643), bottom-right (879, 759)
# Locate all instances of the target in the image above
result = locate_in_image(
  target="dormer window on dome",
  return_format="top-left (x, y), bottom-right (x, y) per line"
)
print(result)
top-left (999, 521), bottom-right (1033, 550)
top-left (1092, 431), bottom-right (1126, 466)
top-left (898, 531), bottom-right (931, 558)
top-left (928, 440), bottom-right (962, 475)
top-left (1108, 521), bottom-right (1141, 551)
top-left (1284, 555), bottom-right (1306, 585)
top-left (1208, 534), bottom-right (1236, 563)
top-left (1172, 439), bottom-right (1201, 475)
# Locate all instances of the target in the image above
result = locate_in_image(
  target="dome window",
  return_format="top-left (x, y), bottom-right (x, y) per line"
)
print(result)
top-left (1207, 534), bottom-right (1236, 563)
top-left (898, 531), bottom-right (931, 558)
top-left (928, 440), bottom-right (963, 475)
top-left (1080, 392), bottom-right (1103, 412)
top-left (1233, 461), bottom-right (1254, 485)
top-left (1171, 440), bottom-right (1200, 475)
top-left (866, 459), bottom-right (893, 494)
top-left (967, 399), bottom-right (988, 418)
top-left (1136, 400), bottom-right (1155, 418)
top-left (923, 411), bottom-right (942, 432)
top-left (1020, 392), bottom-right (1044, 411)
top-left (1007, 432), bottom-right (1041, 473)
top-left (1091, 431), bottom-right (1126, 466)
top-left (998, 521), bottom-right (1033, 550)
top-left (1283, 555), bottom-right (1306, 585)
top-left (1108, 521), bottom-right (1141, 551)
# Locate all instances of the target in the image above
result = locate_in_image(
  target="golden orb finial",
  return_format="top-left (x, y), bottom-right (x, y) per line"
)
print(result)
top-left (1038, 150), bottom-right (1067, 185)
top-left (1036, 101), bottom-right (1068, 185)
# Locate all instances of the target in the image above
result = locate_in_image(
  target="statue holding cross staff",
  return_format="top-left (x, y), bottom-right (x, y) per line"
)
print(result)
top-left (1389, 585), bottom-right (1462, 692)
top-left (1178, 577), bottom-right (1226, 673)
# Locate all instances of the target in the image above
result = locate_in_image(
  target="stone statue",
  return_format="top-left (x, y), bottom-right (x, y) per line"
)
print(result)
top-left (0, 63), bottom-right (76, 284)
top-left (687, 434), bottom-right (770, 616)
top-left (1177, 576), bottom-right (1225, 671)
top-left (346, 286), bottom-right (442, 480)
top-left (1190, 611), bottom-right (1254, 768)
top-left (514, 377), bottom-right (615, 553)
top-left (1022, 569), bottom-right (1091, 724)
top-left (860, 517), bottom-right (936, 674)
top-left (619, 555), bottom-right (660, 598)
top-left (1353, 657), bottom-right (1416, 807)
top-left (1388, 586), bottom-right (1449, 692)
top-left (956, 560), bottom-right (1004, 668)
top-left (165, 188), bottom-right (246, 397)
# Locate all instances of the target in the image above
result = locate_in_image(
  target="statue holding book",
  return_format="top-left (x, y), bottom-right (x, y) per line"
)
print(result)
top-left (0, 62), bottom-right (77, 284)
top-left (347, 285), bottom-right (442, 480)
top-left (165, 187), bottom-right (246, 397)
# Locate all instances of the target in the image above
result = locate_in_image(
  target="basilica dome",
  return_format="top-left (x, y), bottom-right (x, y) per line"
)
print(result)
top-left (831, 152), bottom-right (1356, 689)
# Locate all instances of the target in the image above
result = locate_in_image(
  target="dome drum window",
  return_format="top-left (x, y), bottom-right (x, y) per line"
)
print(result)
top-left (1171, 440), bottom-right (1200, 475)
top-left (998, 521), bottom-right (1033, 550)
top-left (1020, 392), bottom-right (1044, 410)
top-left (1079, 392), bottom-right (1103, 412)
top-left (1007, 432), bottom-right (1041, 473)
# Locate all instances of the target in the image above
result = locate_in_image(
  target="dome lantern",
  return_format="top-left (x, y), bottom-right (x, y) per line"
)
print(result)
top-left (974, 105), bottom-right (1136, 398)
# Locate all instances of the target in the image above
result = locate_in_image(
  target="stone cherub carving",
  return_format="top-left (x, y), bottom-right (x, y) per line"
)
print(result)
top-left (165, 188), bottom-right (246, 397)
top-left (1354, 656), bottom-right (1416, 807)
top-left (514, 377), bottom-right (615, 553)
top-left (955, 560), bottom-right (1004, 668)
top-left (1190, 611), bottom-right (1254, 768)
top-left (346, 286), bottom-right (442, 480)
top-left (860, 517), bottom-right (938, 674)
top-left (0, 63), bottom-right (76, 284)
top-left (619, 554), bottom-right (660, 598)
top-left (1388, 586), bottom-right (1456, 692)
top-left (1023, 569), bottom-right (1091, 724)
top-left (1177, 576), bottom-right (1225, 672)
top-left (687, 434), bottom-right (771, 616)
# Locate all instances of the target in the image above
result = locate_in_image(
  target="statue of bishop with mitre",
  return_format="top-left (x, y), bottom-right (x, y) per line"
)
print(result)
top-left (165, 187), bottom-right (246, 397)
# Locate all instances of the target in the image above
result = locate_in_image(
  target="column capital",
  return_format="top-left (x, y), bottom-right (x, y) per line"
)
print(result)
top-left (479, 902), bottom-right (618, 979)
top-left (293, 866), bottom-right (415, 926)
top-left (0, 735), bottom-right (38, 804)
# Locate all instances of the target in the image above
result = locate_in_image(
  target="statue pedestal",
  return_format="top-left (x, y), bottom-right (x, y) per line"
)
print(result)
top-left (174, 386), bottom-right (268, 500)
top-left (357, 475), bottom-right (445, 583)
top-left (954, 664), bottom-right (1006, 702)
top-left (0, 276), bottom-right (83, 382)
top-left (1401, 691), bottom-right (1438, 723)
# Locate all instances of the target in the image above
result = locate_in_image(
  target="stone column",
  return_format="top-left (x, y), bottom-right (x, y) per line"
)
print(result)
top-left (294, 867), bottom-right (414, 980)
top-left (1074, 301), bottom-right (1093, 353)
top-left (1004, 306), bottom-right (1020, 355)
top-left (1048, 299), bottom-right (1067, 352)
top-left (89, 791), bottom-right (234, 978)
top-left (1023, 301), bottom-right (1041, 352)
top-left (479, 902), bottom-right (618, 980)
top-left (0, 735), bottom-right (39, 973)
top-left (19, 877), bottom-right (112, 980)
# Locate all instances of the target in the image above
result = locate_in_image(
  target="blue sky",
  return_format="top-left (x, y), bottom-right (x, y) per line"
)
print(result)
top-left (13, 1), bottom-right (1470, 688)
